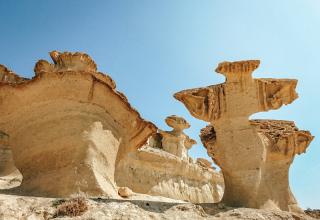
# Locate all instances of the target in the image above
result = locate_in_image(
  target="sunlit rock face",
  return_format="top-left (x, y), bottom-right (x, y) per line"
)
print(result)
top-left (158, 115), bottom-right (196, 161)
top-left (175, 60), bottom-right (314, 212)
top-left (116, 116), bottom-right (224, 203)
top-left (0, 51), bottom-right (157, 197)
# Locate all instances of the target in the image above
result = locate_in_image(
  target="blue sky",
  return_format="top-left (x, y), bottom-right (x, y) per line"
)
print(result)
top-left (0, 0), bottom-right (319, 208)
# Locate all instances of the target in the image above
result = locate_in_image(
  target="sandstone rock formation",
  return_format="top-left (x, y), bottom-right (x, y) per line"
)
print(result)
top-left (116, 146), bottom-right (224, 203)
top-left (159, 115), bottom-right (196, 161)
top-left (116, 116), bottom-right (223, 203)
top-left (0, 131), bottom-right (15, 176)
top-left (174, 60), bottom-right (314, 212)
top-left (0, 64), bottom-right (27, 84)
top-left (0, 51), bottom-right (157, 197)
top-left (0, 131), bottom-right (22, 190)
top-left (197, 158), bottom-right (215, 170)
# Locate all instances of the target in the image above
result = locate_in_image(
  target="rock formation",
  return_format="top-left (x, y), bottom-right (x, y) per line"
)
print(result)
top-left (116, 146), bottom-right (224, 203)
top-left (0, 131), bottom-right (22, 189)
top-left (174, 60), bottom-right (314, 212)
top-left (0, 131), bottom-right (14, 177)
top-left (116, 116), bottom-right (224, 203)
top-left (0, 64), bottom-right (27, 84)
top-left (196, 158), bottom-right (215, 170)
top-left (159, 115), bottom-right (196, 161)
top-left (0, 51), bottom-right (157, 197)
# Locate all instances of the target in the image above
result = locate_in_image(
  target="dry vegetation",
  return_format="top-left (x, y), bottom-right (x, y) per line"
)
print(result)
top-left (53, 197), bottom-right (88, 217)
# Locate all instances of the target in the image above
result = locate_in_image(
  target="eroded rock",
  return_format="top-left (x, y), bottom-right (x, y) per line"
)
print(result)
top-left (0, 64), bottom-right (27, 84)
top-left (116, 116), bottom-right (223, 203)
top-left (0, 131), bottom-right (22, 189)
top-left (0, 51), bottom-right (157, 197)
top-left (159, 115), bottom-right (196, 161)
top-left (116, 146), bottom-right (224, 203)
top-left (196, 158), bottom-right (214, 170)
top-left (175, 60), bottom-right (314, 212)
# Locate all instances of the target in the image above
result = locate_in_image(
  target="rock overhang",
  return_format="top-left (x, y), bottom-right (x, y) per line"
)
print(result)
top-left (0, 51), bottom-right (157, 197)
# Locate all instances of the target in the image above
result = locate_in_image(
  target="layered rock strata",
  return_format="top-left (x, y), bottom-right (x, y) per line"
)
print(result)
top-left (0, 51), bottom-right (157, 197)
top-left (174, 60), bottom-right (314, 212)
top-left (116, 146), bottom-right (224, 203)
top-left (116, 116), bottom-right (223, 203)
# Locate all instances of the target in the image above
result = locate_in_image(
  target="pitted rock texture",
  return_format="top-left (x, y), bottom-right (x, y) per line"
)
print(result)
top-left (175, 60), bottom-right (314, 212)
top-left (0, 51), bottom-right (157, 197)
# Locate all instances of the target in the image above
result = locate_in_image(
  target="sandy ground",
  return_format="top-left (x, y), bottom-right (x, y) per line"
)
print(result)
top-left (0, 193), bottom-right (316, 220)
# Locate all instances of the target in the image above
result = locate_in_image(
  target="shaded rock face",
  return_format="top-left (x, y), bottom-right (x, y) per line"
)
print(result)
top-left (0, 131), bottom-right (22, 190)
top-left (0, 131), bottom-right (18, 177)
top-left (0, 51), bottom-right (157, 197)
top-left (116, 116), bottom-right (223, 203)
top-left (175, 60), bottom-right (314, 212)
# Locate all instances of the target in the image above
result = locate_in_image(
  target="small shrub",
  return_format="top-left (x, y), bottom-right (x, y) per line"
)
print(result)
top-left (54, 197), bottom-right (88, 217)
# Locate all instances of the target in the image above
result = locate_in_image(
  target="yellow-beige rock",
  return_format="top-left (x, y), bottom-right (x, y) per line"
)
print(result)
top-left (196, 158), bottom-right (215, 170)
top-left (0, 131), bottom-right (22, 189)
top-left (0, 131), bottom-right (14, 176)
top-left (0, 51), bottom-right (157, 197)
top-left (174, 60), bottom-right (314, 212)
top-left (159, 115), bottom-right (196, 161)
top-left (116, 116), bottom-right (224, 203)
top-left (0, 64), bottom-right (27, 84)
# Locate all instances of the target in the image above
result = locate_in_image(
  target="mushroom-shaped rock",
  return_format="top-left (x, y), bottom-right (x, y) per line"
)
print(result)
top-left (115, 115), bottom-right (223, 203)
top-left (175, 60), bottom-right (314, 212)
top-left (165, 115), bottom-right (190, 130)
top-left (0, 51), bottom-right (157, 197)
top-left (159, 115), bottom-right (196, 160)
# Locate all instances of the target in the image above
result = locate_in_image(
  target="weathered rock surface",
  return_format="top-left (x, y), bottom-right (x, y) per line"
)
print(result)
top-left (174, 60), bottom-right (314, 212)
top-left (0, 64), bottom-right (27, 84)
top-left (0, 131), bottom-right (15, 176)
top-left (0, 131), bottom-right (22, 190)
top-left (116, 146), bottom-right (223, 203)
top-left (0, 51), bottom-right (157, 197)
top-left (158, 115), bottom-right (197, 161)
top-left (116, 116), bottom-right (223, 203)
top-left (197, 158), bottom-right (215, 170)
top-left (118, 186), bottom-right (134, 198)
top-left (0, 194), bottom-right (316, 220)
